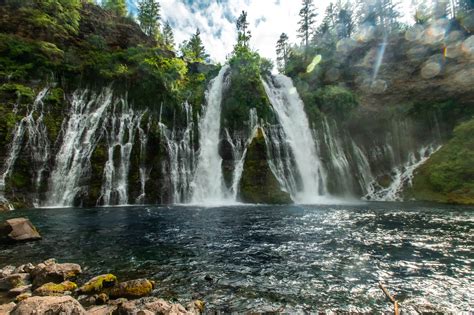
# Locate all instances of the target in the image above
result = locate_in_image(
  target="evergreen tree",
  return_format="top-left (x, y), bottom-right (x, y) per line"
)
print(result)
top-left (297, 0), bottom-right (317, 58)
top-left (181, 29), bottom-right (209, 62)
top-left (103, 0), bottom-right (127, 17)
top-left (336, 5), bottom-right (355, 38)
top-left (276, 33), bottom-right (290, 73)
top-left (138, 0), bottom-right (161, 38)
top-left (162, 21), bottom-right (175, 48)
top-left (236, 11), bottom-right (251, 48)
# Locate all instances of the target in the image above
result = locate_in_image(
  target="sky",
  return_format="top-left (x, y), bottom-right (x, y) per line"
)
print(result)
top-left (128, 0), bottom-right (416, 63)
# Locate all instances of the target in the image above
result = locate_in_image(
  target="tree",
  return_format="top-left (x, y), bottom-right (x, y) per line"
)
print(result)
top-left (138, 0), bottom-right (161, 38)
top-left (276, 33), bottom-right (290, 73)
top-left (236, 11), bottom-right (251, 48)
top-left (297, 0), bottom-right (317, 59)
top-left (181, 29), bottom-right (209, 62)
top-left (162, 21), bottom-right (175, 48)
top-left (356, 0), bottom-right (400, 33)
top-left (103, 0), bottom-right (127, 17)
top-left (336, 5), bottom-right (355, 38)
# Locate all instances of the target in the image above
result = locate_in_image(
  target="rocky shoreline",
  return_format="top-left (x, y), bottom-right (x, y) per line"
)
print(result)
top-left (0, 259), bottom-right (204, 314)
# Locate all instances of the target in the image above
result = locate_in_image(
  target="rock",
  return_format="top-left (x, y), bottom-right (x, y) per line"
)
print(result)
top-left (0, 202), bottom-right (11, 212)
top-left (96, 293), bottom-right (109, 305)
top-left (13, 263), bottom-right (34, 275)
top-left (118, 297), bottom-right (194, 315)
top-left (186, 300), bottom-right (205, 314)
top-left (34, 281), bottom-right (77, 296)
top-left (77, 294), bottom-right (96, 307)
top-left (11, 296), bottom-right (86, 315)
top-left (0, 302), bottom-right (16, 314)
top-left (0, 218), bottom-right (41, 243)
top-left (0, 265), bottom-right (16, 278)
top-left (8, 284), bottom-right (32, 297)
top-left (31, 261), bottom-right (81, 287)
top-left (78, 274), bottom-right (117, 294)
top-left (104, 279), bottom-right (154, 299)
top-left (0, 273), bottom-right (30, 291)
top-left (87, 304), bottom-right (118, 315)
top-left (15, 292), bottom-right (31, 302)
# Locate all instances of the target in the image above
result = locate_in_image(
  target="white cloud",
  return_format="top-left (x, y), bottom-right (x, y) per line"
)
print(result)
top-left (153, 0), bottom-right (416, 63)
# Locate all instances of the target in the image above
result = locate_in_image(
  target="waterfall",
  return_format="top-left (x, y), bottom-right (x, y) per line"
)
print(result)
top-left (365, 144), bottom-right (440, 201)
top-left (99, 101), bottom-right (144, 206)
top-left (190, 65), bottom-right (230, 204)
top-left (136, 117), bottom-right (150, 204)
top-left (46, 89), bottom-right (113, 207)
top-left (262, 75), bottom-right (328, 203)
top-left (160, 102), bottom-right (195, 203)
top-left (0, 88), bottom-right (50, 209)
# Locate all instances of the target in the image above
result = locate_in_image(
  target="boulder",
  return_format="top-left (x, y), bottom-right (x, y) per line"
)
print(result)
top-left (105, 279), bottom-right (154, 299)
top-left (87, 304), bottom-right (118, 315)
top-left (0, 218), bottom-right (41, 243)
top-left (15, 292), bottom-right (31, 302)
top-left (0, 265), bottom-right (16, 278)
top-left (0, 273), bottom-right (30, 291)
top-left (117, 297), bottom-right (194, 315)
top-left (11, 296), bottom-right (86, 315)
top-left (8, 284), bottom-right (32, 297)
top-left (78, 274), bottom-right (117, 294)
top-left (31, 261), bottom-right (81, 287)
top-left (34, 281), bottom-right (77, 296)
top-left (0, 302), bottom-right (16, 314)
top-left (13, 263), bottom-right (34, 275)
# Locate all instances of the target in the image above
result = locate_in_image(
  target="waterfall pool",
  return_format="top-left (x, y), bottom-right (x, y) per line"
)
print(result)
top-left (0, 202), bottom-right (472, 313)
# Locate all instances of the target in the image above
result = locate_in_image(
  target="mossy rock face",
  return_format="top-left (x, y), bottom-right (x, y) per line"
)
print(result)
top-left (104, 279), bottom-right (154, 299)
top-left (34, 281), bottom-right (77, 296)
top-left (408, 118), bottom-right (474, 205)
top-left (239, 128), bottom-right (292, 204)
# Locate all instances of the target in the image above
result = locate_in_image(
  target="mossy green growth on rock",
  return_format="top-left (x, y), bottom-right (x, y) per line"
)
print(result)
top-left (104, 279), bottom-right (154, 299)
top-left (239, 128), bottom-right (292, 204)
top-left (78, 274), bottom-right (118, 294)
top-left (0, 83), bottom-right (35, 104)
top-left (34, 281), bottom-right (78, 296)
top-left (408, 118), bottom-right (474, 204)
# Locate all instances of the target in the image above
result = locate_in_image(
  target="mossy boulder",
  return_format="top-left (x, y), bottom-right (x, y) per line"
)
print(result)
top-left (78, 274), bottom-right (117, 294)
top-left (34, 281), bottom-right (77, 296)
top-left (104, 279), bottom-right (155, 299)
top-left (408, 118), bottom-right (474, 204)
top-left (239, 128), bottom-right (292, 204)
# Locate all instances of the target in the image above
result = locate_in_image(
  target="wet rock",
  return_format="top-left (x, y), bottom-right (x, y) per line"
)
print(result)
top-left (105, 279), bottom-right (154, 299)
top-left (77, 294), bottom-right (97, 307)
top-left (87, 304), bottom-right (118, 315)
top-left (0, 302), bottom-right (16, 314)
top-left (8, 284), bottom-right (32, 297)
top-left (13, 263), bottom-right (34, 275)
top-left (11, 296), bottom-right (86, 315)
top-left (118, 297), bottom-right (194, 315)
top-left (96, 293), bottom-right (109, 305)
top-left (0, 273), bottom-right (30, 291)
top-left (0, 218), bottom-right (41, 243)
top-left (31, 261), bottom-right (81, 287)
top-left (34, 281), bottom-right (77, 296)
top-left (0, 203), bottom-right (10, 212)
top-left (0, 265), bottom-right (16, 278)
top-left (78, 274), bottom-right (117, 294)
top-left (204, 275), bottom-right (213, 282)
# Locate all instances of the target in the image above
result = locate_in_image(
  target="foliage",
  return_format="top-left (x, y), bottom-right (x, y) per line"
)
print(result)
top-left (298, 0), bottom-right (317, 55)
top-left (162, 22), bottom-right (175, 49)
top-left (180, 29), bottom-right (209, 63)
top-left (410, 118), bottom-right (474, 204)
top-left (276, 33), bottom-right (290, 73)
top-left (138, 0), bottom-right (161, 38)
top-left (103, 0), bottom-right (127, 17)
top-left (313, 85), bottom-right (358, 120)
top-left (236, 11), bottom-right (251, 48)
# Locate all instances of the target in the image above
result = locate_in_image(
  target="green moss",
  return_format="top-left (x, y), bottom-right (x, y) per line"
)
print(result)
top-left (104, 279), bottom-right (154, 299)
top-left (409, 118), bottom-right (474, 204)
top-left (79, 274), bottom-right (118, 294)
top-left (34, 281), bottom-right (78, 296)
top-left (0, 83), bottom-right (35, 104)
top-left (239, 128), bottom-right (292, 204)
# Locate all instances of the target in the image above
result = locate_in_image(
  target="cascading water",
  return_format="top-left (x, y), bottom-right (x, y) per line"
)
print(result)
top-left (99, 101), bottom-right (145, 206)
top-left (190, 65), bottom-right (230, 204)
top-left (159, 102), bottom-right (195, 203)
top-left (0, 88), bottom-right (50, 209)
top-left (262, 75), bottom-right (329, 203)
top-left (136, 117), bottom-right (150, 204)
top-left (46, 89), bottom-right (113, 207)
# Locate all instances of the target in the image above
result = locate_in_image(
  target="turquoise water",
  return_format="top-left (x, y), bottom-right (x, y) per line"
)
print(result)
top-left (0, 202), bottom-right (472, 313)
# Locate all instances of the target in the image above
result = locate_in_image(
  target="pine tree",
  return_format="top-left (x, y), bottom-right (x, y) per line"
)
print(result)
top-left (276, 33), bottom-right (290, 73)
top-left (138, 0), bottom-right (161, 38)
top-left (162, 21), bottom-right (174, 48)
top-left (336, 4), bottom-right (355, 38)
top-left (297, 0), bottom-right (317, 59)
top-left (181, 29), bottom-right (209, 62)
top-left (103, 0), bottom-right (127, 17)
top-left (236, 11), bottom-right (251, 48)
